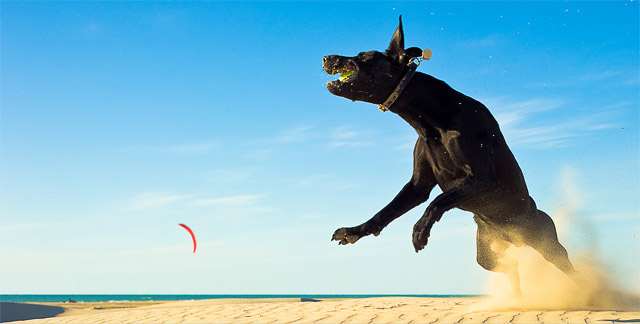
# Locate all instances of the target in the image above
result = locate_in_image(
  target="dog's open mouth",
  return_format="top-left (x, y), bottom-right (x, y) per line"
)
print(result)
top-left (323, 56), bottom-right (361, 97)
top-left (327, 67), bottom-right (357, 83)
top-left (324, 57), bottom-right (359, 84)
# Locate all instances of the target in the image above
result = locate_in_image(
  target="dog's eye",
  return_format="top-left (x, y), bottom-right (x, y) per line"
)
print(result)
top-left (357, 51), bottom-right (376, 61)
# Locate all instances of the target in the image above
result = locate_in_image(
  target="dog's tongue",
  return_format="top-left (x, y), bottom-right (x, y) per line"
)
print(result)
top-left (339, 71), bottom-right (353, 81)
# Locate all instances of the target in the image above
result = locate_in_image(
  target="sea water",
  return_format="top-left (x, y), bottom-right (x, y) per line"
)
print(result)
top-left (0, 294), bottom-right (480, 303)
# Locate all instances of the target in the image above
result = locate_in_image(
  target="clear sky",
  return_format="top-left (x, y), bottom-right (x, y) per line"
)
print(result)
top-left (1, 1), bottom-right (638, 295)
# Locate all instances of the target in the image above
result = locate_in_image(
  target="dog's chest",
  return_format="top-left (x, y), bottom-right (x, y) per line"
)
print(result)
top-left (422, 130), bottom-right (472, 180)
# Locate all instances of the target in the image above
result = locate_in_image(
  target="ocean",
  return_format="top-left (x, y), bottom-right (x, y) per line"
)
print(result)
top-left (0, 294), bottom-right (480, 303)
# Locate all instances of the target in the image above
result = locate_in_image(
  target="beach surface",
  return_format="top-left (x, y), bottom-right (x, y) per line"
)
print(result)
top-left (2, 297), bottom-right (639, 323)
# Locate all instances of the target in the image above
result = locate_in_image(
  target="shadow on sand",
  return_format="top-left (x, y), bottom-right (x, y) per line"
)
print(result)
top-left (0, 302), bottom-right (65, 323)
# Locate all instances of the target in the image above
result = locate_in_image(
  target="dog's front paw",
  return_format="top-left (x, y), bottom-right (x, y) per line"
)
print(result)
top-left (412, 218), bottom-right (431, 252)
top-left (332, 227), bottom-right (365, 245)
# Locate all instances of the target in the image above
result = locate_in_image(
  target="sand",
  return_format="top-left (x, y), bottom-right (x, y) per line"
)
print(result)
top-left (2, 297), bottom-right (639, 323)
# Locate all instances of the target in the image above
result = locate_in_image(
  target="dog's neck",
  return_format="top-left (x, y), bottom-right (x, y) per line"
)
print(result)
top-left (387, 72), bottom-right (461, 135)
top-left (378, 61), bottom-right (420, 112)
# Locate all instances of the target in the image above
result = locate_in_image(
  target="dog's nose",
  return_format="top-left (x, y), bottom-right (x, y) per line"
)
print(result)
top-left (323, 55), bottom-right (341, 74)
top-left (323, 55), bottom-right (339, 69)
top-left (323, 55), bottom-right (336, 64)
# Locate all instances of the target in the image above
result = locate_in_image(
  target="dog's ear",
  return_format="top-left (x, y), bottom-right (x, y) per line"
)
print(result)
top-left (386, 15), bottom-right (406, 59)
top-left (405, 47), bottom-right (423, 59)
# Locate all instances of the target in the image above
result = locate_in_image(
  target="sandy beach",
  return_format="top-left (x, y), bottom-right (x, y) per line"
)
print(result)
top-left (2, 297), bottom-right (639, 323)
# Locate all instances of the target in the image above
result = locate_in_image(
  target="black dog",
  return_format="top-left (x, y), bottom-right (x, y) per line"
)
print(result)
top-left (323, 16), bottom-right (581, 295)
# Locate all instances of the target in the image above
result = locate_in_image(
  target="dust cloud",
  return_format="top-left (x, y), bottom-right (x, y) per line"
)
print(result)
top-left (475, 167), bottom-right (640, 311)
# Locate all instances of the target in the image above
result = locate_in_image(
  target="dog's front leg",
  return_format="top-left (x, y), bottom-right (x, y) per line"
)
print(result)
top-left (333, 139), bottom-right (438, 246)
top-left (412, 177), bottom-right (498, 252)
top-left (332, 181), bottom-right (432, 245)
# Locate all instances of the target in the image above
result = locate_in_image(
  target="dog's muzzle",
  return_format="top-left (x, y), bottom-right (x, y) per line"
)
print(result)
top-left (323, 56), bottom-right (358, 83)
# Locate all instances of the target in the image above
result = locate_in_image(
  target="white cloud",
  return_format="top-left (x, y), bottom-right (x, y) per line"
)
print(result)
top-left (294, 174), bottom-right (330, 187)
top-left (271, 125), bottom-right (316, 144)
top-left (395, 141), bottom-right (416, 152)
top-left (0, 221), bottom-right (70, 232)
top-left (119, 191), bottom-right (275, 220)
top-left (330, 140), bottom-right (373, 148)
top-left (293, 174), bottom-right (363, 191)
top-left (247, 124), bottom-right (381, 151)
top-left (462, 34), bottom-right (505, 48)
top-left (166, 141), bottom-right (218, 155)
top-left (603, 101), bottom-right (637, 110)
top-left (121, 241), bottom-right (224, 257)
top-left (586, 124), bottom-right (614, 131)
top-left (125, 192), bottom-right (190, 211)
top-left (205, 168), bottom-right (253, 184)
top-left (328, 126), bottom-right (375, 148)
top-left (81, 22), bottom-right (103, 38)
top-left (485, 96), bottom-right (568, 118)
top-left (191, 193), bottom-right (278, 217)
top-left (192, 194), bottom-right (265, 206)
top-left (525, 70), bottom-right (635, 88)
top-left (394, 135), bottom-right (419, 152)
top-left (331, 126), bottom-right (361, 139)
top-left (482, 96), bottom-right (614, 149)
top-left (578, 70), bottom-right (625, 82)
top-left (504, 124), bottom-right (580, 148)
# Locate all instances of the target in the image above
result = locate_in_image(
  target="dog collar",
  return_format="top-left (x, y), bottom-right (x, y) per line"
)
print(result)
top-left (378, 57), bottom-right (423, 112)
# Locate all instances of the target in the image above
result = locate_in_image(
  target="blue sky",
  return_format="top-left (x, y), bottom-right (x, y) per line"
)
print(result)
top-left (1, 1), bottom-right (638, 295)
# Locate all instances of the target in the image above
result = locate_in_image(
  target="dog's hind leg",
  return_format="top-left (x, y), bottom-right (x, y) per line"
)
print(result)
top-left (522, 210), bottom-right (580, 279)
top-left (475, 215), bottom-right (522, 297)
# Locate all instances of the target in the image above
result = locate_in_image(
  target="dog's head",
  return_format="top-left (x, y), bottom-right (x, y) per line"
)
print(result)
top-left (323, 16), bottom-right (423, 105)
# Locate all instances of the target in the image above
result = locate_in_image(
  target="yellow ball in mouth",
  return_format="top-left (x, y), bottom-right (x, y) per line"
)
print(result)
top-left (339, 71), bottom-right (353, 81)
